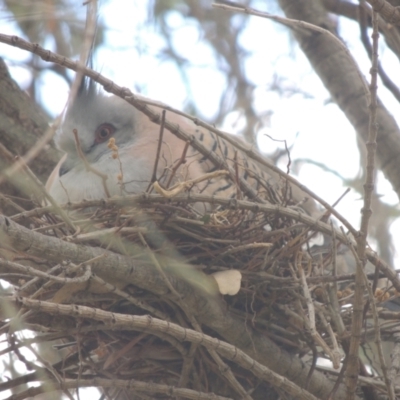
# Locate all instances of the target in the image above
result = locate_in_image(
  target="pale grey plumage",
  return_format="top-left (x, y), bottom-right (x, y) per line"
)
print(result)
top-left (47, 80), bottom-right (205, 203)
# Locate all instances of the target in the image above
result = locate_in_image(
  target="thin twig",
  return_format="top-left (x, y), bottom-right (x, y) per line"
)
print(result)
top-left (298, 254), bottom-right (341, 369)
top-left (147, 109), bottom-right (167, 191)
top-left (72, 129), bottom-right (110, 198)
top-left (360, 254), bottom-right (395, 399)
top-left (345, 8), bottom-right (380, 399)
top-left (165, 141), bottom-right (192, 189)
top-left (153, 170), bottom-right (229, 198)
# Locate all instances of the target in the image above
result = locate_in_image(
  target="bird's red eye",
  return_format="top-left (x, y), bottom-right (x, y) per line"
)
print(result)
top-left (94, 123), bottom-right (115, 144)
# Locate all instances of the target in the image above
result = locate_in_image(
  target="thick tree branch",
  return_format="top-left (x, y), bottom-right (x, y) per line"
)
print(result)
top-left (0, 58), bottom-right (62, 213)
top-left (278, 0), bottom-right (400, 201)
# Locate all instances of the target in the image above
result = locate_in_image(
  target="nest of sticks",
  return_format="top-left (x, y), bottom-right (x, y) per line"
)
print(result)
top-left (1, 152), bottom-right (400, 400)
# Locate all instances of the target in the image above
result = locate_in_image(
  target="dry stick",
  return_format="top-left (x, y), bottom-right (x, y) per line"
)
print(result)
top-left (389, 332), bottom-right (400, 386)
top-left (147, 109), bottom-right (166, 191)
top-left (345, 9), bottom-right (380, 400)
top-left (317, 309), bottom-right (341, 364)
top-left (359, 4), bottom-right (400, 102)
top-left (337, 226), bottom-right (369, 400)
top-left (245, 269), bottom-right (392, 285)
top-left (0, 258), bottom-right (92, 285)
top-left (220, 242), bottom-right (272, 256)
top-left (72, 129), bottom-right (110, 198)
top-left (346, 241), bottom-right (396, 400)
top-left (365, 0), bottom-right (400, 24)
top-left (0, 194), bottom-right (43, 226)
top-left (170, 223), bottom-right (239, 244)
top-left (0, 33), bottom-right (357, 238)
top-left (266, 135), bottom-right (292, 205)
top-left (0, 193), bottom-right (25, 214)
top-left (33, 263), bottom-right (91, 300)
top-left (206, 347), bottom-right (254, 400)
top-left (165, 141), bottom-right (191, 189)
top-left (31, 218), bottom-right (91, 232)
top-left (18, 264), bottom-right (63, 295)
top-left (298, 256), bottom-right (341, 369)
top-left (264, 134), bottom-right (291, 175)
top-left (69, 226), bottom-right (147, 243)
top-left (233, 150), bottom-right (241, 200)
top-left (331, 221), bottom-right (338, 296)
top-left (326, 221), bottom-right (347, 337)
top-left (102, 332), bottom-right (146, 370)
top-left (178, 342), bottom-right (198, 389)
top-left (154, 170), bottom-right (229, 198)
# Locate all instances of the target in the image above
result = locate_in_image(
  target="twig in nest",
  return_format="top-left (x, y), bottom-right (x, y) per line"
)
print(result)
top-left (68, 226), bottom-right (148, 244)
top-left (147, 109), bottom-right (166, 191)
top-left (264, 134), bottom-right (292, 206)
top-left (165, 141), bottom-right (191, 189)
top-left (233, 150), bottom-right (242, 200)
top-left (72, 128), bottom-right (110, 198)
top-left (317, 308), bottom-right (341, 368)
top-left (347, 238), bottom-right (396, 400)
top-left (0, 257), bottom-right (92, 286)
top-left (220, 242), bottom-right (272, 256)
top-left (153, 170), bottom-right (229, 198)
top-left (49, 254), bottom-right (106, 303)
top-left (297, 252), bottom-right (341, 369)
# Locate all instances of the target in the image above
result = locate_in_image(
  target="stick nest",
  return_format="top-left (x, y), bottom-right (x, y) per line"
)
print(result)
top-left (1, 188), bottom-right (398, 400)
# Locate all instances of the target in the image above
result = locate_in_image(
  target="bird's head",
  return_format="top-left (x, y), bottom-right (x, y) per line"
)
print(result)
top-left (55, 78), bottom-right (139, 175)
